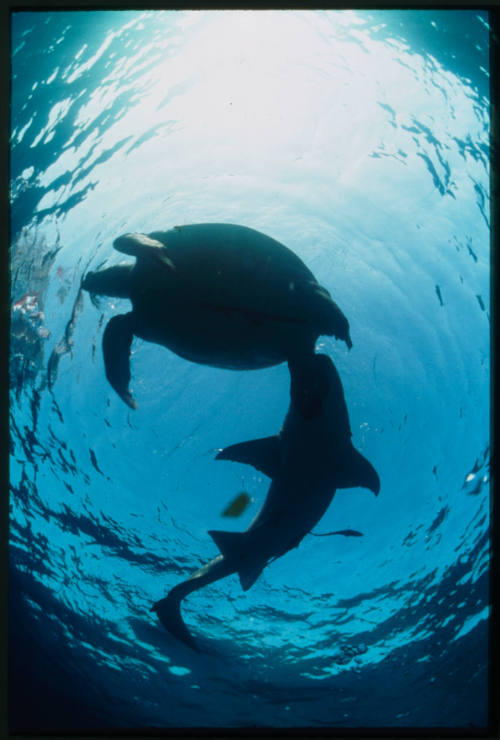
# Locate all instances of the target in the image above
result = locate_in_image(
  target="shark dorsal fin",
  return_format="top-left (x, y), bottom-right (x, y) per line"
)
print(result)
top-left (215, 435), bottom-right (281, 479)
top-left (335, 445), bottom-right (380, 496)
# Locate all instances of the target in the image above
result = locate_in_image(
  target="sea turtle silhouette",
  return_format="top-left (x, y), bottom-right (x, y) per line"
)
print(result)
top-left (82, 223), bottom-right (352, 408)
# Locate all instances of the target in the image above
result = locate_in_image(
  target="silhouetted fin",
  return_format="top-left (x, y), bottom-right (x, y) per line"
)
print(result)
top-left (239, 562), bottom-right (266, 591)
top-left (151, 593), bottom-right (200, 653)
top-left (113, 233), bottom-right (175, 271)
top-left (335, 445), bottom-right (380, 495)
top-left (102, 312), bottom-right (138, 410)
top-left (311, 285), bottom-right (352, 348)
top-left (215, 436), bottom-right (281, 478)
top-left (208, 530), bottom-right (265, 591)
top-left (208, 529), bottom-right (244, 559)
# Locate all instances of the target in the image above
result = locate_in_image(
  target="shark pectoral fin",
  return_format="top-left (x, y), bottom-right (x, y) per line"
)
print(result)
top-left (337, 445), bottom-right (380, 496)
top-left (215, 436), bottom-right (281, 478)
top-left (102, 312), bottom-right (138, 409)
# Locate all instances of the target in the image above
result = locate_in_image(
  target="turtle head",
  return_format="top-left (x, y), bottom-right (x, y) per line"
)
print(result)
top-left (82, 264), bottom-right (133, 299)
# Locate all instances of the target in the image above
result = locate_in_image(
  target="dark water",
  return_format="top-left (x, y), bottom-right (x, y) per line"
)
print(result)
top-left (9, 9), bottom-right (491, 732)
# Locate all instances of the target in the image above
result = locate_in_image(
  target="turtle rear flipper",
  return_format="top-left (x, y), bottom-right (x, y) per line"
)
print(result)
top-left (102, 313), bottom-right (138, 409)
top-left (309, 284), bottom-right (352, 349)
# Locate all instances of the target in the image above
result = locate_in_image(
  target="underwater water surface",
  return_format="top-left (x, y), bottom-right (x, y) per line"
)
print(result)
top-left (9, 9), bottom-right (491, 732)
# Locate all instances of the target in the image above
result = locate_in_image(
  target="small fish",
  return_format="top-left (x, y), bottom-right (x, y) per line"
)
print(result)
top-left (222, 492), bottom-right (252, 518)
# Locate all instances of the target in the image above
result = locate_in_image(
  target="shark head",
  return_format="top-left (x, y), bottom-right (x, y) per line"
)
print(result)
top-left (288, 353), bottom-right (381, 496)
top-left (288, 353), bottom-right (339, 419)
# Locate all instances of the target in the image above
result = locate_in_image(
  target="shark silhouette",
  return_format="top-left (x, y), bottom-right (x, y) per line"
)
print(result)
top-left (151, 354), bottom-right (380, 651)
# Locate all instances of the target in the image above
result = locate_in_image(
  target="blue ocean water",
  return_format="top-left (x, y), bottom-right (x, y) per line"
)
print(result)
top-left (8, 9), bottom-right (491, 732)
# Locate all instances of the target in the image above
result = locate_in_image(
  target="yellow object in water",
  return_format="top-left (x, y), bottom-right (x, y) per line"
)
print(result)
top-left (222, 492), bottom-right (252, 518)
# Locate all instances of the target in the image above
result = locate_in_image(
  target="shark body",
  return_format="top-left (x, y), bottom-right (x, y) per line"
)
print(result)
top-left (152, 354), bottom-right (380, 650)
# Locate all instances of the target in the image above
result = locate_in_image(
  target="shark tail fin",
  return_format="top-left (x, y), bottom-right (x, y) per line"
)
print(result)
top-left (151, 590), bottom-right (200, 653)
top-left (208, 530), bottom-right (265, 592)
top-left (338, 445), bottom-right (380, 496)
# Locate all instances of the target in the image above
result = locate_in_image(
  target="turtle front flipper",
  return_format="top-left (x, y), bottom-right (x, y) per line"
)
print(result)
top-left (102, 312), bottom-right (138, 409)
top-left (113, 233), bottom-right (175, 272)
